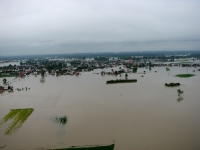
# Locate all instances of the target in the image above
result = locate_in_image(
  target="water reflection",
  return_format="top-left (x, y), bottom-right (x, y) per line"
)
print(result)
top-left (177, 97), bottom-right (184, 102)
top-left (40, 77), bottom-right (45, 83)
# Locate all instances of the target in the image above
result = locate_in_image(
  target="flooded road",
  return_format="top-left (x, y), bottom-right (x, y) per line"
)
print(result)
top-left (0, 67), bottom-right (200, 150)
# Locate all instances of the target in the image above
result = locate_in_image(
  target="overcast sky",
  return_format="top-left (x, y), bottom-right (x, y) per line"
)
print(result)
top-left (0, 0), bottom-right (200, 56)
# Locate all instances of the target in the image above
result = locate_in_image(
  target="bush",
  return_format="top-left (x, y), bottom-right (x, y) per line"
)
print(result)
top-left (106, 79), bottom-right (137, 84)
top-left (165, 83), bottom-right (180, 87)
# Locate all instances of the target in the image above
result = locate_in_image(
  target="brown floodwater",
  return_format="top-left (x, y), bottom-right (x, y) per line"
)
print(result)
top-left (0, 66), bottom-right (200, 150)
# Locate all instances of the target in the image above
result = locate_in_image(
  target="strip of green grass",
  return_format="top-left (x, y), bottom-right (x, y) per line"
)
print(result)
top-left (176, 74), bottom-right (195, 78)
top-left (0, 75), bottom-right (15, 78)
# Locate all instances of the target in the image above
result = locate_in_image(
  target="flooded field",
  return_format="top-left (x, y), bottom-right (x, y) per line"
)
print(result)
top-left (0, 67), bottom-right (200, 150)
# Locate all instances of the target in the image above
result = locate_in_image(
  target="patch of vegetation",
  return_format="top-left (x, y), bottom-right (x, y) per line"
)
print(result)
top-left (166, 67), bottom-right (170, 71)
top-left (106, 79), bottom-right (137, 84)
top-left (125, 73), bottom-right (128, 78)
top-left (2, 78), bottom-right (7, 84)
top-left (0, 75), bottom-right (15, 78)
top-left (0, 145), bottom-right (6, 149)
top-left (50, 144), bottom-right (115, 150)
top-left (0, 108), bottom-right (34, 135)
top-left (133, 66), bottom-right (138, 72)
top-left (177, 89), bottom-right (184, 95)
top-left (94, 57), bottom-right (108, 61)
top-left (165, 83), bottom-right (180, 87)
top-left (50, 116), bottom-right (68, 125)
top-left (176, 74), bottom-right (195, 78)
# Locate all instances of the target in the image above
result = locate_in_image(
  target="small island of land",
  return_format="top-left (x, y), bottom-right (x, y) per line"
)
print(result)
top-left (0, 74), bottom-right (15, 78)
top-left (176, 74), bottom-right (195, 78)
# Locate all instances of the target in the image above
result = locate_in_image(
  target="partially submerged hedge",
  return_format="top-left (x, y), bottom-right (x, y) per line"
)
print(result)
top-left (106, 79), bottom-right (137, 84)
top-left (165, 83), bottom-right (180, 87)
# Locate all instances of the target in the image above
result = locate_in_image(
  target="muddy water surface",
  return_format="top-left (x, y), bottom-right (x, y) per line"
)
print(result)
top-left (0, 67), bottom-right (200, 150)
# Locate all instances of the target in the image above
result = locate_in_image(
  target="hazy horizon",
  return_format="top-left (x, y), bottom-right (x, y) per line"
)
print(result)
top-left (1, 50), bottom-right (200, 58)
top-left (1, 0), bottom-right (200, 56)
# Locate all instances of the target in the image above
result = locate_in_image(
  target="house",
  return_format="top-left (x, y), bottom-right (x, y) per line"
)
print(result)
top-left (74, 71), bottom-right (79, 75)
top-left (124, 59), bottom-right (133, 64)
top-left (19, 72), bottom-right (26, 77)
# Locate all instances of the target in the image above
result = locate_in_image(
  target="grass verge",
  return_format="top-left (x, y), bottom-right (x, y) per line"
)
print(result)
top-left (0, 75), bottom-right (15, 78)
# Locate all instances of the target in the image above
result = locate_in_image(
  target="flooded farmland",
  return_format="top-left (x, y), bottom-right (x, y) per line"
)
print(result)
top-left (0, 67), bottom-right (200, 150)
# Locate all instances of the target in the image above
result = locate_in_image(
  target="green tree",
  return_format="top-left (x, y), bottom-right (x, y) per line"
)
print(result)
top-left (166, 67), bottom-right (170, 71)
top-left (125, 73), bottom-right (128, 79)
top-left (3, 78), bottom-right (7, 84)
top-left (133, 66), bottom-right (138, 72)
top-left (177, 89), bottom-right (184, 96)
top-left (41, 69), bottom-right (45, 77)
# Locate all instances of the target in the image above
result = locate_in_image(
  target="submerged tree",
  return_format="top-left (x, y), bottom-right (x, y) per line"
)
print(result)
top-left (40, 69), bottom-right (45, 77)
top-left (177, 89), bottom-right (184, 102)
top-left (3, 78), bottom-right (7, 85)
top-left (177, 89), bottom-right (184, 96)
top-left (133, 66), bottom-right (138, 73)
top-left (125, 73), bottom-right (128, 79)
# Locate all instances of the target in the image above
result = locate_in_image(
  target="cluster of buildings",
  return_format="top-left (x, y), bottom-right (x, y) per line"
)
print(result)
top-left (0, 57), bottom-right (199, 78)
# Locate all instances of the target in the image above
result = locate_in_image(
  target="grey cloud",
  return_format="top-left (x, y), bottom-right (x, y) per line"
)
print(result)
top-left (0, 0), bottom-right (200, 56)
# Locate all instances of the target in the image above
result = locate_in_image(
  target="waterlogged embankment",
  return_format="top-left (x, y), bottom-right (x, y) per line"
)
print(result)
top-left (50, 144), bottom-right (115, 150)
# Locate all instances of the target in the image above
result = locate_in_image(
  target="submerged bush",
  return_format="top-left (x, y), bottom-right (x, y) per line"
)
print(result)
top-left (106, 79), bottom-right (137, 84)
top-left (50, 116), bottom-right (68, 125)
top-left (165, 83), bottom-right (180, 87)
top-left (177, 89), bottom-right (184, 95)
top-left (166, 67), bottom-right (170, 71)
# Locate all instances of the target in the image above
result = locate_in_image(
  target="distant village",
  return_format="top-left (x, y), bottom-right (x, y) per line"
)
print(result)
top-left (0, 54), bottom-right (200, 92)
top-left (0, 51), bottom-right (200, 92)
top-left (0, 55), bottom-right (200, 78)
